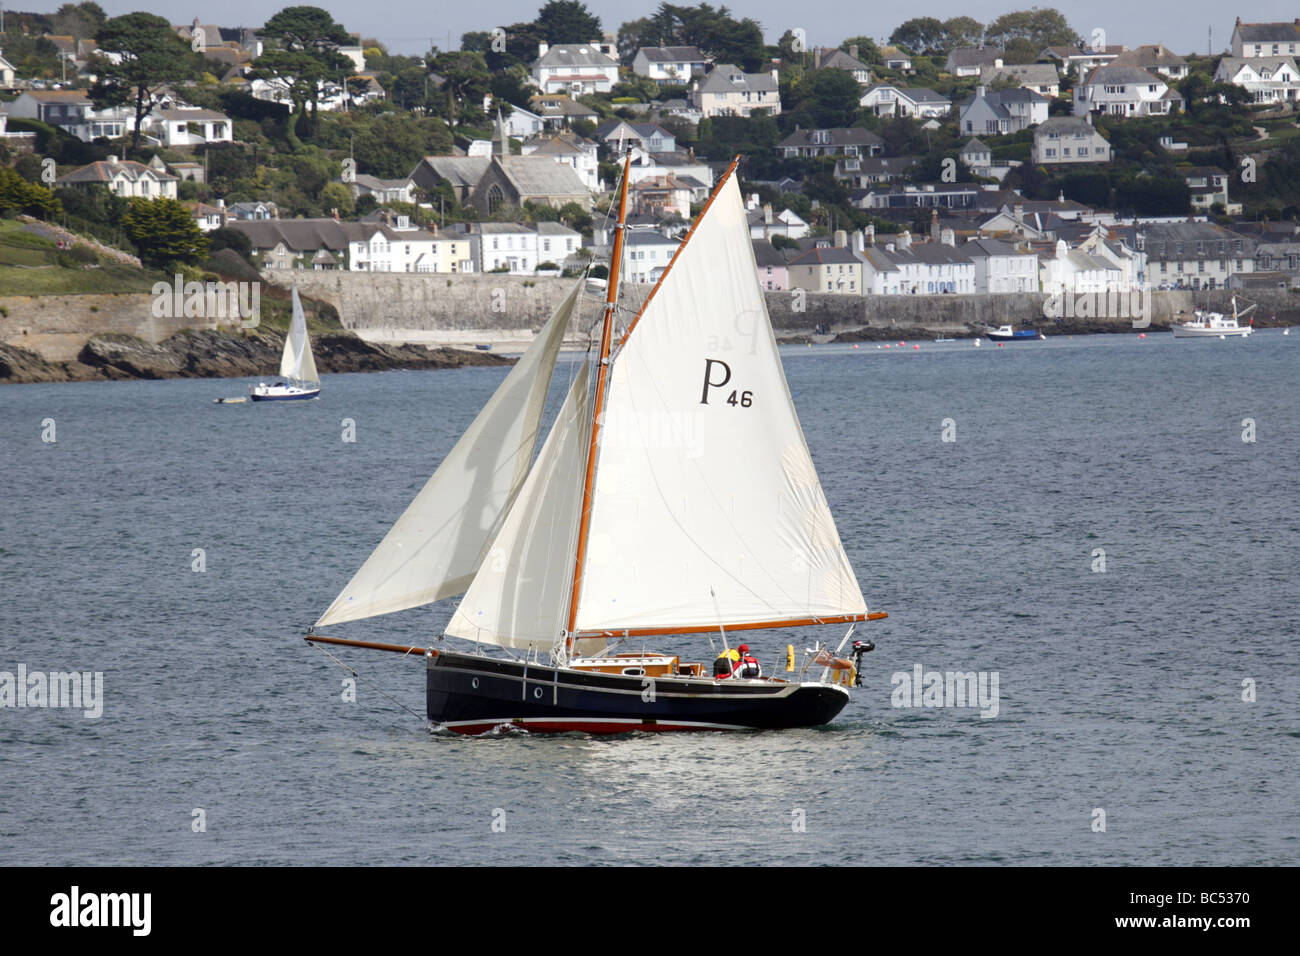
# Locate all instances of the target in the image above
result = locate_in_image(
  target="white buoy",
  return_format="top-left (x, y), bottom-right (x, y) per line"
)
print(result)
top-left (974, 338), bottom-right (981, 347)
top-left (1220, 334), bottom-right (1226, 340)
top-left (1285, 328), bottom-right (1291, 335)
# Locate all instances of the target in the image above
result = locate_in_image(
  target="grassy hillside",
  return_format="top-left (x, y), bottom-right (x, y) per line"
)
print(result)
top-left (0, 220), bottom-right (159, 296)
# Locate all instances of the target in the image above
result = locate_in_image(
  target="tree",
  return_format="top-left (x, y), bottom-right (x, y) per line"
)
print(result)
top-left (427, 50), bottom-right (492, 128)
top-left (91, 13), bottom-right (199, 153)
top-left (320, 181), bottom-right (355, 218)
top-left (890, 18), bottom-right (946, 55)
top-left (353, 112), bottom-right (453, 177)
top-left (985, 8), bottom-right (1078, 48)
top-left (943, 17), bottom-right (985, 49)
top-left (536, 1), bottom-right (602, 43)
top-left (791, 69), bottom-right (861, 128)
top-left (121, 197), bottom-right (208, 268)
top-left (0, 167), bottom-right (61, 219)
top-left (254, 5), bottom-right (353, 144)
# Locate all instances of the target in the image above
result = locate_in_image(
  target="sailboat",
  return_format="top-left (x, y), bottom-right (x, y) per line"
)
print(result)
top-left (306, 157), bottom-right (886, 734)
top-left (250, 284), bottom-right (321, 401)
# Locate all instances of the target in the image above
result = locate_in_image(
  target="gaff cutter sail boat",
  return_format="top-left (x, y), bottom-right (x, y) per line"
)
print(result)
top-left (306, 157), bottom-right (886, 734)
top-left (251, 285), bottom-right (321, 401)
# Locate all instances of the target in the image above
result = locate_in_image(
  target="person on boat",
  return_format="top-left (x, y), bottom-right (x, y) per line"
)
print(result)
top-left (715, 644), bottom-right (761, 679)
top-left (734, 644), bottom-right (762, 679)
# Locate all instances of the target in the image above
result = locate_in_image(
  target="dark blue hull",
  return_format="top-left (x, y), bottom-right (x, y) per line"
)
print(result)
top-left (986, 330), bottom-right (1038, 341)
top-left (425, 650), bottom-right (850, 734)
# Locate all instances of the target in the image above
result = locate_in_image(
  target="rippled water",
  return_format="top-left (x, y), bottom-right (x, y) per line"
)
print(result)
top-left (1, 331), bottom-right (1296, 865)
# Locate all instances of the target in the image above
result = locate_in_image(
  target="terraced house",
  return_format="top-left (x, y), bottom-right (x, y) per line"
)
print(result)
top-left (1137, 223), bottom-right (1255, 290)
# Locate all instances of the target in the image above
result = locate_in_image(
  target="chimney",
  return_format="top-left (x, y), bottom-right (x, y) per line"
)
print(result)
top-left (834, 228), bottom-right (847, 248)
top-left (865, 222), bottom-right (875, 246)
top-left (763, 203), bottom-right (773, 224)
top-left (850, 44), bottom-right (859, 61)
top-left (107, 155), bottom-right (118, 165)
top-left (898, 230), bottom-right (912, 249)
top-left (331, 208), bottom-right (339, 221)
top-left (1014, 203), bottom-right (1024, 224)
top-left (538, 42), bottom-right (549, 57)
top-left (994, 58), bottom-right (1003, 68)
top-left (771, 68), bottom-right (779, 83)
top-left (1085, 112), bottom-right (1093, 125)
top-left (976, 84), bottom-right (986, 98)
top-left (851, 229), bottom-right (865, 253)
top-left (930, 209), bottom-right (940, 241)
top-left (941, 228), bottom-right (955, 246)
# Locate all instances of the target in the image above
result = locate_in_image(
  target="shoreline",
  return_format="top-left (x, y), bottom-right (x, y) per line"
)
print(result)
top-left (0, 327), bottom-right (511, 385)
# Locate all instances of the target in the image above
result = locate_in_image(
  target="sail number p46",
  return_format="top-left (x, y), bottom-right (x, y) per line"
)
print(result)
top-left (700, 358), bottom-right (753, 407)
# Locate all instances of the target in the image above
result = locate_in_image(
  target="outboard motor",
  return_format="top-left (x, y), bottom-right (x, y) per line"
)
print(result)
top-left (850, 640), bottom-right (875, 687)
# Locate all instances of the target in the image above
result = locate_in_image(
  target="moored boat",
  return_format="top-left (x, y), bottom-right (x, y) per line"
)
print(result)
top-left (251, 285), bottom-right (321, 400)
top-left (1171, 297), bottom-right (1255, 338)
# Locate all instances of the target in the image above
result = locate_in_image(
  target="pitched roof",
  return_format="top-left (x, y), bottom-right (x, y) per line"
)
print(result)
top-left (57, 159), bottom-right (178, 185)
top-left (156, 108), bottom-right (230, 122)
top-left (533, 45), bottom-right (618, 69)
top-left (961, 137), bottom-right (991, 153)
top-left (494, 156), bottom-right (590, 196)
top-left (1081, 65), bottom-right (1165, 86)
top-left (417, 156), bottom-right (489, 188)
top-left (638, 45), bottom-right (708, 62)
top-left (750, 239), bottom-right (790, 267)
top-left (979, 63), bottom-right (1059, 85)
top-left (778, 126), bottom-right (884, 149)
top-left (790, 247), bottom-right (860, 265)
top-left (699, 64), bottom-right (777, 94)
top-left (1234, 21), bottom-right (1300, 44)
top-left (1110, 44), bottom-right (1186, 69)
top-left (947, 47), bottom-right (1005, 68)
top-left (1035, 116), bottom-right (1108, 138)
top-left (817, 48), bottom-right (872, 74)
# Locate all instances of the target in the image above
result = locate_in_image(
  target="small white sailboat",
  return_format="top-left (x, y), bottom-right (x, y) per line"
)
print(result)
top-left (251, 285), bottom-right (321, 401)
top-left (1171, 297), bottom-right (1255, 338)
top-left (306, 157), bottom-right (885, 735)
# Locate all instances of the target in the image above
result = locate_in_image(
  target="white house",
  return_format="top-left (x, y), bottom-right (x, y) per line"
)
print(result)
top-left (775, 126), bottom-right (883, 158)
top-left (1181, 166), bottom-right (1239, 214)
top-left (8, 90), bottom-right (130, 141)
top-left (56, 156), bottom-right (178, 199)
top-left (745, 195), bottom-right (808, 239)
top-left (632, 46), bottom-right (710, 85)
top-left (147, 108), bottom-right (233, 146)
top-left (1032, 116), bottom-right (1111, 165)
top-left (0, 51), bottom-right (16, 86)
top-left (963, 237), bottom-right (1039, 292)
top-left (500, 103), bottom-right (544, 139)
top-left (1041, 44), bottom-right (1126, 75)
top-left (349, 175), bottom-right (416, 205)
top-left (946, 48), bottom-right (1004, 78)
top-left (859, 84), bottom-right (951, 119)
top-left (813, 46), bottom-right (873, 84)
top-left (1230, 18), bottom-right (1300, 59)
top-left (1074, 65), bottom-right (1183, 117)
top-left (959, 86), bottom-right (1049, 135)
top-left (691, 64), bottom-right (781, 117)
top-left (532, 221), bottom-right (582, 266)
top-left (531, 42), bottom-right (620, 96)
top-left (1214, 56), bottom-right (1300, 104)
top-left (622, 229), bottom-right (681, 283)
top-left (459, 222), bottom-right (538, 274)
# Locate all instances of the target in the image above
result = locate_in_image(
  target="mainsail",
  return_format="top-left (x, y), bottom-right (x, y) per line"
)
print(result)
top-left (568, 169), bottom-right (867, 637)
top-left (445, 363), bottom-right (591, 650)
top-left (280, 285), bottom-right (319, 385)
top-left (315, 284), bottom-right (579, 628)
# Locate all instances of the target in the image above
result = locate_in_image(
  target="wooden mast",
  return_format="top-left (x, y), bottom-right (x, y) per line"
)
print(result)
top-left (566, 155), bottom-right (631, 649)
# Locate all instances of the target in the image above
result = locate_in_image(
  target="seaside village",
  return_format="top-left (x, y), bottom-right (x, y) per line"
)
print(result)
top-left (5, 4), bottom-right (1300, 300)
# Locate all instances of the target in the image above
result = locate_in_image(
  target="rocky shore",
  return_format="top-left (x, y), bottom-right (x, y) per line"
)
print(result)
top-left (0, 327), bottom-right (511, 385)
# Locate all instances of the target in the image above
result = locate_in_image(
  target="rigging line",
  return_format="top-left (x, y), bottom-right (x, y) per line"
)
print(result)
top-left (308, 642), bottom-right (425, 722)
